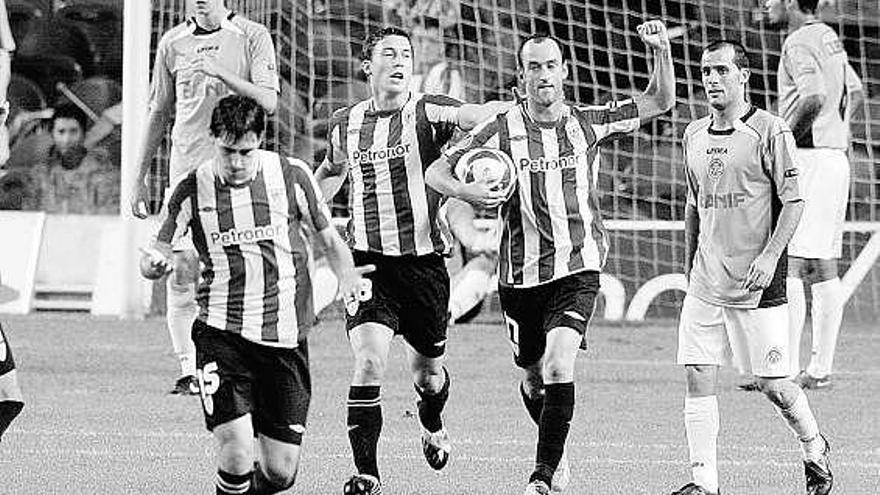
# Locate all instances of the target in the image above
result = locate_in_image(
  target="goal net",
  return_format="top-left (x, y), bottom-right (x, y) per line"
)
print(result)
top-left (148, 0), bottom-right (880, 321)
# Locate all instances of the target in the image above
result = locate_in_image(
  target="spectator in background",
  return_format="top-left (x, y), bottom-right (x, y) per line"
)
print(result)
top-left (2, 103), bottom-right (118, 213)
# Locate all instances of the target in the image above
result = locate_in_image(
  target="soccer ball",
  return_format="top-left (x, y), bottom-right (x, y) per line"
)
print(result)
top-left (454, 148), bottom-right (517, 199)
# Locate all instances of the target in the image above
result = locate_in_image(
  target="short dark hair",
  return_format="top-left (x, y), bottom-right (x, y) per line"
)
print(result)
top-left (52, 104), bottom-right (88, 132)
top-left (704, 40), bottom-right (750, 70)
top-left (516, 33), bottom-right (566, 68)
top-left (795, 0), bottom-right (819, 14)
top-left (361, 26), bottom-right (412, 62)
top-left (209, 95), bottom-right (266, 141)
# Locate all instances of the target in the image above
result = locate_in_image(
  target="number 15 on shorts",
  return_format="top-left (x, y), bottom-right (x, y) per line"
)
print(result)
top-left (196, 362), bottom-right (220, 416)
top-left (504, 313), bottom-right (520, 359)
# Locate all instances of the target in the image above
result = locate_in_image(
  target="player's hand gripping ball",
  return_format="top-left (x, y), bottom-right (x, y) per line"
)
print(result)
top-left (139, 247), bottom-right (172, 280)
top-left (454, 148), bottom-right (517, 199)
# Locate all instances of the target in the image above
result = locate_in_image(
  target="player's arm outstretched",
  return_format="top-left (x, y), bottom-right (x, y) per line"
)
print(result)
top-left (633, 20), bottom-right (676, 123)
top-left (139, 175), bottom-right (194, 279)
top-left (742, 123), bottom-right (805, 292)
top-left (131, 36), bottom-right (176, 219)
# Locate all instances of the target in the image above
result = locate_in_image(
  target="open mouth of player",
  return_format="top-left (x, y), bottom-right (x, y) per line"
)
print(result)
top-left (707, 89), bottom-right (724, 97)
top-left (389, 72), bottom-right (404, 81)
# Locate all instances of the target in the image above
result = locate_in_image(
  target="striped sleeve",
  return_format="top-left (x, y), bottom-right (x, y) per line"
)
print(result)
top-left (247, 24), bottom-right (280, 92)
top-left (148, 34), bottom-right (175, 112)
top-left (442, 115), bottom-right (504, 167)
top-left (157, 172), bottom-right (196, 245)
top-left (326, 107), bottom-right (349, 166)
top-left (765, 118), bottom-right (802, 204)
top-left (287, 157), bottom-right (331, 232)
top-left (576, 99), bottom-right (640, 143)
top-left (423, 93), bottom-right (464, 145)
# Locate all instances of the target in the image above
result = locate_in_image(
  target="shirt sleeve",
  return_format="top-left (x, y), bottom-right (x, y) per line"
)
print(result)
top-left (157, 173), bottom-right (195, 245)
top-left (575, 99), bottom-right (641, 143)
top-left (288, 158), bottom-right (331, 233)
top-left (783, 43), bottom-right (825, 98)
top-left (844, 62), bottom-right (864, 93)
top-left (423, 94), bottom-right (464, 145)
top-left (441, 116), bottom-right (502, 170)
top-left (765, 119), bottom-right (802, 204)
top-left (683, 132), bottom-right (698, 207)
top-left (248, 25), bottom-right (280, 92)
top-left (149, 35), bottom-right (176, 113)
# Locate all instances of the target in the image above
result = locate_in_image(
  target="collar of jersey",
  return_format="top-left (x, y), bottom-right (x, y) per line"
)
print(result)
top-left (520, 102), bottom-right (571, 129)
top-left (365, 93), bottom-right (413, 117)
top-left (708, 105), bottom-right (756, 135)
top-left (190, 11), bottom-right (236, 36)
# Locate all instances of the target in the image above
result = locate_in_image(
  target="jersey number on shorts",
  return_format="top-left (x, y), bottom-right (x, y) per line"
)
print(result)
top-left (503, 313), bottom-right (520, 358)
top-left (196, 362), bottom-right (220, 416)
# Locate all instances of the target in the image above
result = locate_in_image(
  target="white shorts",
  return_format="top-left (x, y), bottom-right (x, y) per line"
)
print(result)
top-left (676, 294), bottom-right (790, 377)
top-left (788, 148), bottom-right (850, 259)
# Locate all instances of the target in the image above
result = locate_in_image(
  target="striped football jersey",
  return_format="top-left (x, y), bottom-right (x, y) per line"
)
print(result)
top-left (684, 107), bottom-right (802, 309)
top-left (157, 152), bottom-right (330, 348)
top-left (326, 92), bottom-right (462, 256)
top-left (151, 13), bottom-right (279, 185)
top-left (778, 20), bottom-right (862, 150)
top-left (444, 100), bottom-right (640, 287)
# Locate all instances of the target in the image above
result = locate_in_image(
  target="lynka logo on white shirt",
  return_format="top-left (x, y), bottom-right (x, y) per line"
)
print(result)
top-left (209, 225), bottom-right (284, 246)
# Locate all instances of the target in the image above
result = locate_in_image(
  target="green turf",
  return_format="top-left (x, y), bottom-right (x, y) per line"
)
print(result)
top-left (1, 312), bottom-right (878, 494)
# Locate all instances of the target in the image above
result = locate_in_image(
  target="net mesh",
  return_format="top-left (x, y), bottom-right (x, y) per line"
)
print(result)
top-left (149, 0), bottom-right (880, 320)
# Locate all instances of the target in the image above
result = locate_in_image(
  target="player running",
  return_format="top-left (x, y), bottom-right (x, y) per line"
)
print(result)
top-left (140, 95), bottom-right (371, 495)
top-left (0, 273), bottom-right (24, 443)
top-left (130, 0), bottom-right (279, 395)
top-left (314, 26), bottom-right (511, 495)
top-left (669, 40), bottom-right (832, 495)
top-left (426, 23), bottom-right (675, 495)
top-left (766, 0), bottom-right (864, 390)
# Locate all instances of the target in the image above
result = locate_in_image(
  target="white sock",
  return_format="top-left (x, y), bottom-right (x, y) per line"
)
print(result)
top-left (684, 396), bottom-right (719, 493)
top-left (787, 277), bottom-right (806, 376)
top-left (448, 266), bottom-right (491, 321)
top-left (167, 280), bottom-right (197, 377)
top-left (774, 389), bottom-right (824, 461)
top-left (807, 278), bottom-right (843, 378)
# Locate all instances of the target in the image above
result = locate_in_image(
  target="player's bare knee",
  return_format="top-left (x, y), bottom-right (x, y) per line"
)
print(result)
top-left (261, 461), bottom-right (298, 491)
top-left (685, 365), bottom-right (717, 397)
top-left (756, 377), bottom-right (797, 408)
top-left (353, 351), bottom-right (386, 381)
top-left (542, 357), bottom-right (575, 383)
top-left (413, 367), bottom-right (445, 394)
top-left (217, 441), bottom-right (254, 473)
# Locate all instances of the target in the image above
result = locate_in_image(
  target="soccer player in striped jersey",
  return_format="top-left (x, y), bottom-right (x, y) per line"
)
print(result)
top-left (140, 95), bottom-right (371, 495)
top-left (669, 40), bottom-right (831, 495)
top-left (130, 0), bottom-right (280, 395)
top-left (766, 0), bottom-right (865, 390)
top-left (314, 26), bottom-right (512, 494)
top-left (426, 23), bottom-right (675, 495)
top-left (0, 274), bottom-right (24, 443)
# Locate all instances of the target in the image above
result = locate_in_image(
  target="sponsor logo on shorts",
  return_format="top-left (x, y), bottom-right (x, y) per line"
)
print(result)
top-left (289, 424), bottom-right (306, 434)
top-left (784, 168), bottom-right (799, 178)
top-left (766, 346), bottom-right (784, 366)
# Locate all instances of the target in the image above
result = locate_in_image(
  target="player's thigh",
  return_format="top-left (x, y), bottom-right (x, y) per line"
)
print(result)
top-left (346, 252), bottom-right (400, 337)
top-left (192, 321), bottom-right (256, 434)
top-left (253, 343), bottom-right (311, 446)
top-left (499, 283), bottom-right (545, 368)
top-left (397, 254), bottom-right (450, 360)
top-left (256, 434), bottom-right (302, 481)
top-left (542, 271), bottom-right (599, 340)
top-left (676, 295), bottom-right (729, 366)
top-left (723, 304), bottom-right (790, 378)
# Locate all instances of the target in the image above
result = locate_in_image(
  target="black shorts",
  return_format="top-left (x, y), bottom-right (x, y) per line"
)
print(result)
top-left (0, 322), bottom-right (16, 377)
top-left (192, 320), bottom-right (311, 445)
top-left (346, 251), bottom-right (449, 358)
top-left (498, 270), bottom-right (600, 368)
